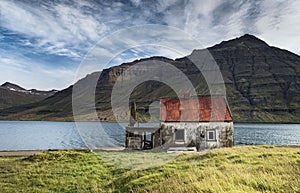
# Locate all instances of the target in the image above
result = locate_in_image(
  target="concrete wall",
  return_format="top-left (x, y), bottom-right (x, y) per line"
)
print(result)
top-left (160, 122), bottom-right (234, 150)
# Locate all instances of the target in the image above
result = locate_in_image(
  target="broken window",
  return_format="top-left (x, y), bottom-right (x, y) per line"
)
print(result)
top-left (175, 129), bottom-right (185, 141)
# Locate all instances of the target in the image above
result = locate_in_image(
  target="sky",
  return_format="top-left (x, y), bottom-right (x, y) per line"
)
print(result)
top-left (0, 0), bottom-right (300, 90)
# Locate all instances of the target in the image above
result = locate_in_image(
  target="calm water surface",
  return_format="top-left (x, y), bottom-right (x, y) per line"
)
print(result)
top-left (0, 121), bottom-right (299, 150)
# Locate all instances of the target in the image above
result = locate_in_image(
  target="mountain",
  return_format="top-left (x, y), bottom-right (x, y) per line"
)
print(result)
top-left (0, 82), bottom-right (58, 109)
top-left (195, 34), bottom-right (300, 122)
top-left (0, 34), bottom-right (299, 122)
top-left (1, 82), bottom-right (26, 91)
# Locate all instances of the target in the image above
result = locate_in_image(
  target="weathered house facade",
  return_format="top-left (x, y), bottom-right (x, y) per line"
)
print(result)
top-left (125, 96), bottom-right (234, 151)
top-left (160, 97), bottom-right (234, 150)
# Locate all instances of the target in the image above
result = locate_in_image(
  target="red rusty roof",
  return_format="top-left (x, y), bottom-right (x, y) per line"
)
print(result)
top-left (160, 97), bottom-right (233, 122)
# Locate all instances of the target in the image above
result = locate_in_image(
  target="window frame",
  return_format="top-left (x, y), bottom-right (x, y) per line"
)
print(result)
top-left (206, 129), bottom-right (216, 141)
top-left (175, 129), bottom-right (185, 143)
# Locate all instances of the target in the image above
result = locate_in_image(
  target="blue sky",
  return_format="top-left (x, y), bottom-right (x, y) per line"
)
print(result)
top-left (0, 0), bottom-right (300, 90)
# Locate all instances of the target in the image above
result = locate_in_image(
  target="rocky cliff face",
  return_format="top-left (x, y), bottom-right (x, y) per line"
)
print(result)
top-left (1, 34), bottom-right (299, 122)
top-left (207, 34), bottom-right (300, 122)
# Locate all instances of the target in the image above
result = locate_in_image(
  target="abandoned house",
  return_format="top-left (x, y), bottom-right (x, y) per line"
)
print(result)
top-left (125, 96), bottom-right (234, 151)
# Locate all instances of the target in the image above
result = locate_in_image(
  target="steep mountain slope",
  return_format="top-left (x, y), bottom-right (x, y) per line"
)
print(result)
top-left (0, 82), bottom-right (57, 109)
top-left (190, 34), bottom-right (300, 122)
top-left (0, 34), bottom-right (299, 122)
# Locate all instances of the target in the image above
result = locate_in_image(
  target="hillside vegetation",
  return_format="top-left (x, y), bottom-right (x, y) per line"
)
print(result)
top-left (0, 146), bottom-right (299, 192)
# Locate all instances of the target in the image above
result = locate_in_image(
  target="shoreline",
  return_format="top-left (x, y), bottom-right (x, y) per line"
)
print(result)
top-left (0, 150), bottom-right (43, 157)
top-left (0, 120), bottom-right (299, 124)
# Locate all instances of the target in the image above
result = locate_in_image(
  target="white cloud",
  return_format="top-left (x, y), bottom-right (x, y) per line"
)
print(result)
top-left (161, 0), bottom-right (300, 54)
top-left (1, 0), bottom-right (299, 56)
top-left (0, 0), bottom-right (300, 90)
top-left (130, 0), bottom-right (141, 7)
top-left (0, 55), bottom-right (76, 90)
top-left (0, 0), bottom-right (109, 58)
top-left (255, 0), bottom-right (300, 53)
top-left (44, 47), bottom-right (81, 58)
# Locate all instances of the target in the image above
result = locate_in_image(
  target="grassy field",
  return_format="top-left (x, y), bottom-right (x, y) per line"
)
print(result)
top-left (0, 146), bottom-right (299, 193)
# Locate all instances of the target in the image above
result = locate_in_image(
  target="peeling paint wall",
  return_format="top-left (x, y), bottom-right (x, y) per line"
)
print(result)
top-left (160, 122), bottom-right (234, 150)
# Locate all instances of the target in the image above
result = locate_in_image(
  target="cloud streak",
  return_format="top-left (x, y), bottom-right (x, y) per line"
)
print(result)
top-left (0, 53), bottom-right (76, 90)
top-left (0, 0), bottom-right (299, 89)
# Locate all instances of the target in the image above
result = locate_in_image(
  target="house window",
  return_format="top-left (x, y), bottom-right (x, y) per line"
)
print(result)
top-left (207, 130), bottom-right (216, 141)
top-left (175, 129), bottom-right (185, 142)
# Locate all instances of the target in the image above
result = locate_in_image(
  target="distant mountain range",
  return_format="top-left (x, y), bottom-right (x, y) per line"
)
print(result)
top-left (0, 82), bottom-right (57, 109)
top-left (0, 34), bottom-right (299, 122)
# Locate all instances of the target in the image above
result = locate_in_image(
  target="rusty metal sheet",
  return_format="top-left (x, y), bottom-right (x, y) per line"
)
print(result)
top-left (160, 97), bottom-right (233, 122)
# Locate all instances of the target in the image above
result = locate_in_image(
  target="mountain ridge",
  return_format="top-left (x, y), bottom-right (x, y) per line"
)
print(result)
top-left (1, 82), bottom-right (58, 93)
top-left (210, 34), bottom-right (269, 49)
top-left (1, 82), bottom-right (26, 91)
top-left (0, 82), bottom-right (58, 109)
top-left (0, 34), bottom-right (299, 122)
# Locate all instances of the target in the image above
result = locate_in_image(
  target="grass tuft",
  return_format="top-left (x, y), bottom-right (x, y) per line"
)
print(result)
top-left (0, 146), bottom-right (299, 192)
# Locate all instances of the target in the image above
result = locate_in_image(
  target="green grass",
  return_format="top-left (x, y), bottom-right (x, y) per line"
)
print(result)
top-left (93, 150), bottom-right (179, 170)
top-left (0, 146), bottom-right (300, 192)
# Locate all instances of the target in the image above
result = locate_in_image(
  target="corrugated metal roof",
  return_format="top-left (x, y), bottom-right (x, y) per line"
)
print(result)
top-left (160, 97), bottom-right (233, 122)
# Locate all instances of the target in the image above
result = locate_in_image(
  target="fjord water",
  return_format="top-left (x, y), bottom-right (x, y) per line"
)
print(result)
top-left (0, 121), bottom-right (299, 150)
